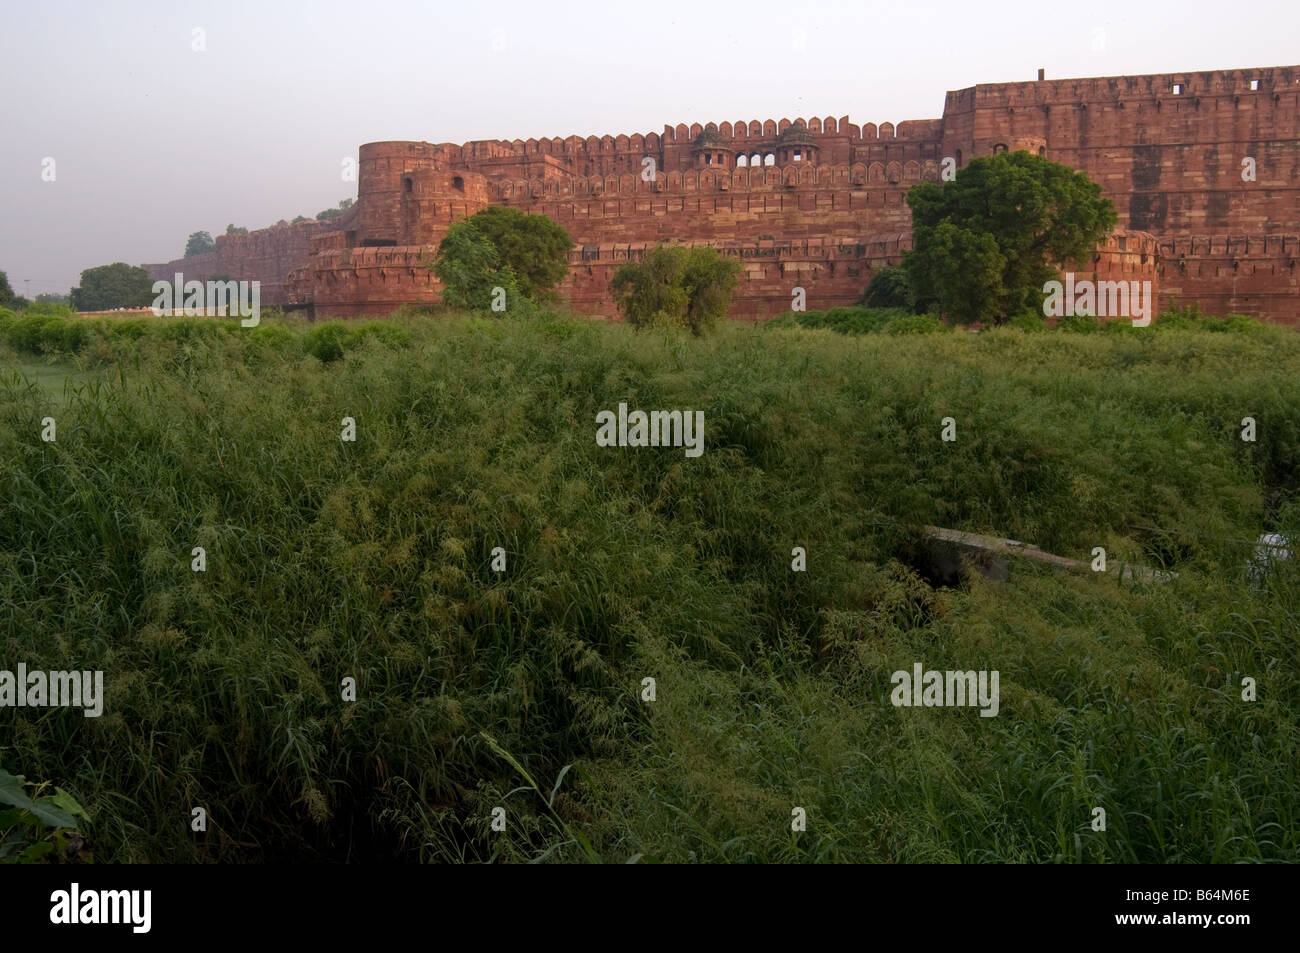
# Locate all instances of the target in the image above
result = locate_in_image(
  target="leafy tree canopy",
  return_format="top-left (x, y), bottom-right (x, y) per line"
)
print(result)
top-left (0, 271), bottom-right (13, 307)
top-left (610, 244), bottom-right (742, 336)
top-left (460, 206), bottom-right (573, 301)
top-left (70, 263), bottom-right (154, 311)
top-left (903, 151), bottom-right (1117, 323)
top-left (861, 264), bottom-right (917, 311)
top-left (431, 221), bottom-right (526, 313)
top-left (316, 198), bottom-right (354, 221)
top-left (225, 224), bottom-right (248, 236)
top-left (184, 231), bottom-right (216, 257)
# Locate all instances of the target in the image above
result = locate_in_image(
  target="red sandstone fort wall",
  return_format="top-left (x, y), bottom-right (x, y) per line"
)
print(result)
top-left (144, 64), bottom-right (1300, 324)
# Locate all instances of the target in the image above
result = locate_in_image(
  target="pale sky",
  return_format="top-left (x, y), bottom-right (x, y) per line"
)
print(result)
top-left (2, 0), bottom-right (1297, 298)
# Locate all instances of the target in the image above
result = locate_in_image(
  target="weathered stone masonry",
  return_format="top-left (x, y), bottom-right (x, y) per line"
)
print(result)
top-left (146, 65), bottom-right (1300, 323)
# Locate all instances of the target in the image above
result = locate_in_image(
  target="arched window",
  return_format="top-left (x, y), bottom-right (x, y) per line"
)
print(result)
top-left (992, 143), bottom-right (1007, 154)
top-left (1037, 146), bottom-right (1045, 157)
top-left (452, 176), bottom-right (464, 191)
top-left (737, 155), bottom-right (748, 167)
top-left (764, 153), bottom-right (776, 166)
top-left (404, 177), bottom-right (413, 192)
top-left (751, 153), bottom-right (761, 166)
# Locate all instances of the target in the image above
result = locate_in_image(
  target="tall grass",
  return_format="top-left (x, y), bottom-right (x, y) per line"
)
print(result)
top-left (1, 311), bottom-right (1297, 862)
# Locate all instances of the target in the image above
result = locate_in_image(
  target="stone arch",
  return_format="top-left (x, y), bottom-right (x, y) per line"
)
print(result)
top-left (764, 152), bottom-right (776, 166)
top-left (604, 175), bottom-right (619, 194)
top-left (765, 167), bottom-right (782, 187)
top-left (879, 122), bottom-right (895, 139)
top-left (749, 121), bottom-right (763, 137)
top-left (799, 164), bottom-right (816, 185)
top-left (763, 119), bottom-right (777, 138)
top-left (904, 160), bottom-right (920, 181)
top-left (823, 117), bottom-right (837, 134)
top-left (886, 161), bottom-right (902, 183)
top-left (620, 174), bottom-right (637, 193)
top-left (808, 117), bottom-right (822, 134)
top-left (732, 168), bottom-right (749, 190)
top-left (666, 171), bottom-right (683, 190)
top-left (861, 122), bottom-right (877, 140)
top-left (737, 154), bottom-right (748, 167)
top-left (720, 121), bottom-right (732, 138)
top-left (867, 162), bottom-right (884, 184)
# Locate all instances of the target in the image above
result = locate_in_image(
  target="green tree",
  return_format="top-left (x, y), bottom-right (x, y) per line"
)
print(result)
top-left (316, 199), bottom-right (354, 221)
top-left (0, 271), bottom-right (13, 307)
top-left (225, 224), bottom-right (248, 236)
top-left (184, 231), bottom-right (216, 257)
top-left (861, 264), bottom-right (916, 311)
top-left (460, 206), bottom-right (573, 301)
top-left (610, 244), bottom-right (741, 335)
top-left (431, 221), bottom-right (524, 312)
top-left (70, 263), bottom-right (154, 311)
top-left (903, 151), bottom-right (1117, 324)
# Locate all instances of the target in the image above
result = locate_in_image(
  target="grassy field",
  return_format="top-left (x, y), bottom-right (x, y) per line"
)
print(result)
top-left (1, 309), bottom-right (1297, 863)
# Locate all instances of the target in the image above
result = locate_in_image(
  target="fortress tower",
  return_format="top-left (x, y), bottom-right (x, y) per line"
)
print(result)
top-left (146, 64), bottom-right (1300, 323)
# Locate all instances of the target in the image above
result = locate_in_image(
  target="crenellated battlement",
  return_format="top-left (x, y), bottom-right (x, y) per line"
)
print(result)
top-left (144, 63), bottom-right (1300, 323)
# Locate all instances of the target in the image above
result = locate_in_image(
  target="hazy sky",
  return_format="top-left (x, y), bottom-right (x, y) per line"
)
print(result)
top-left (3, 0), bottom-right (1296, 298)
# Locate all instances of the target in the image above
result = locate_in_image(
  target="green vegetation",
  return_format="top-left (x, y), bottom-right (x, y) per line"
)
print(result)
top-left (184, 231), bottom-right (216, 258)
top-left (315, 198), bottom-right (354, 222)
top-left (0, 768), bottom-right (92, 863)
top-left (70, 263), bottom-right (153, 312)
top-left (610, 244), bottom-right (742, 335)
top-left (1, 310), bottom-right (1297, 863)
top-left (432, 207), bottom-right (573, 314)
top-left (458, 206), bottom-right (574, 302)
top-left (902, 151), bottom-right (1118, 324)
top-left (768, 306), bottom-right (950, 335)
top-left (861, 265), bottom-right (918, 312)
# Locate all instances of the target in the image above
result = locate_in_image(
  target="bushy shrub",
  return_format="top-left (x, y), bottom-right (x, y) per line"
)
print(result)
top-left (1005, 309), bottom-right (1048, 332)
top-left (1056, 312), bottom-right (1104, 333)
top-left (302, 322), bottom-right (351, 362)
top-left (885, 313), bottom-right (952, 335)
